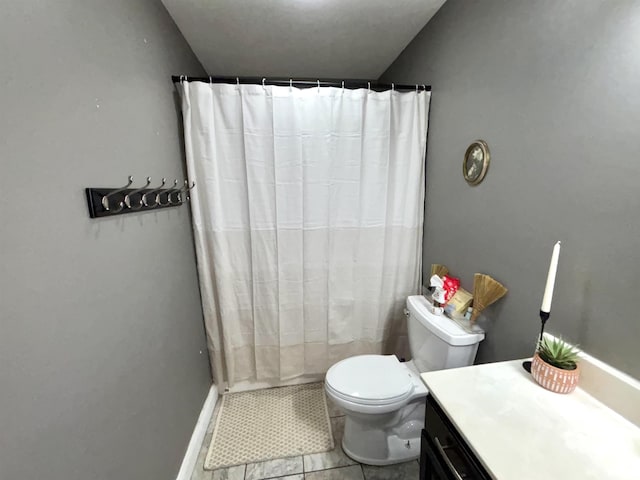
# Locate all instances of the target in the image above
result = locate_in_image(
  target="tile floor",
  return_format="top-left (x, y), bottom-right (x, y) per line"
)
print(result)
top-left (190, 389), bottom-right (420, 480)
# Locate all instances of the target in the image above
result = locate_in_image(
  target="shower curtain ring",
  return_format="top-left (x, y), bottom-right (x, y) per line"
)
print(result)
top-left (209, 76), bottom-right (212, 85)
top-left (262, 78), bottom-right (266, 87)
top-left (341, 81), bottom-right (345, 91)
top-left (317, 80), bottom-right (320, 93)
top-left (101, 175), bottom-right (133, 213)
top-left (290, 78), bottom-right (293, 89)
top-left (392, 83), bottom-right (395, 91)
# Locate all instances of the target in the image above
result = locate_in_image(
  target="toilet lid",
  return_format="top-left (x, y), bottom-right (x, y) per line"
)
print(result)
top-left (325, 355), bottom-right (413, 404)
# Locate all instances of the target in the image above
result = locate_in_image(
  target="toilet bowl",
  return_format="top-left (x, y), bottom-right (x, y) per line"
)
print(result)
top-left (326, 355), bottom-right (428, 465)
top-left (325, 295), bottom-right (485, 465)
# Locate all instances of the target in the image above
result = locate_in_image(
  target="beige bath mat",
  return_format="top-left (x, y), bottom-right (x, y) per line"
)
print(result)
top-left (204, 382), bottom-right (334, 470)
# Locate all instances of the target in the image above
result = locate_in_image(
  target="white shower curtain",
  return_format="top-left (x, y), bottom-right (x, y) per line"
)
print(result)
top-left (179, 82), bottom-right (430, 388)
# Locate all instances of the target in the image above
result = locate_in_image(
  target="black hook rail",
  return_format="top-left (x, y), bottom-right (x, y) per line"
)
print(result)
top-left (85, 177), bottom-right (195, 218)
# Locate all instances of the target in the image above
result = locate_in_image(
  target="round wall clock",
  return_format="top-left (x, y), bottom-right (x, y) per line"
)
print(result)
top-left (463, 140), bottom-right (490, 185)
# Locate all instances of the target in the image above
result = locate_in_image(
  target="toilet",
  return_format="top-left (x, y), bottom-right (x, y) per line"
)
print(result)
top-left (325, 295), bottom-right (485, 465)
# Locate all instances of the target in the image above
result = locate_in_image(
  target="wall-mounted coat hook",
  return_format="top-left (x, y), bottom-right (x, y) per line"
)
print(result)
top-left (85, 176), bottom-right (190, 218)
top-left (168, 180), bottom-right (183, 205)
top-left (157, 179), bottom-right (178, 207)
top-left (142, 178), bottom-right (166, 208)
top-left (124, 176), bottom-right (151, 210)
top-left (101, 176), bottom-right (133, 213)
top-left (177, 180), bottom-right (196, 203)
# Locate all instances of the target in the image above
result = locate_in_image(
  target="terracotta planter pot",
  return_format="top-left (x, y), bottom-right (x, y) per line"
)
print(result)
top-left (531, 353), bottom-right (580, 394)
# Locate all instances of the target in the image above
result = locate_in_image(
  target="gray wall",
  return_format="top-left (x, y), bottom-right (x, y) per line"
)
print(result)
top-left (382, 0), bottom-right (640, 378)
top-left (0, 2), bottom-right (211, 479)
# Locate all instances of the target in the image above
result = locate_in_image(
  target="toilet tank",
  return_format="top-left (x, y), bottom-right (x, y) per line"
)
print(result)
top-left (407, 295), bottom-right (485, 373)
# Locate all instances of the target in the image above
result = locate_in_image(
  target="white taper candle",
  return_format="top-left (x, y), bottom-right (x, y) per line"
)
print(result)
top-left (541, 241), bottom-right (561, 313)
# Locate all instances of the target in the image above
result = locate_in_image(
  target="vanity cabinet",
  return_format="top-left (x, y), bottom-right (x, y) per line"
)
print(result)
top-left (420, 395), bottom-right (491, 480)
top-left (420, 360), bottom-right (640, 479)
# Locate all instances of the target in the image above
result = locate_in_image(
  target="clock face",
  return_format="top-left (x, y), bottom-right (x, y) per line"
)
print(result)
top-left (463, 140), bottom-right (490, 185)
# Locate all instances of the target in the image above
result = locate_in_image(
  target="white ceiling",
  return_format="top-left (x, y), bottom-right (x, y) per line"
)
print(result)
top-left (162, 0), bottom-right (446, 79)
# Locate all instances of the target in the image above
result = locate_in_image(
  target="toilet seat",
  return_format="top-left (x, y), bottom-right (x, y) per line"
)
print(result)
top-left (325, 355), bottom-right (414, 407)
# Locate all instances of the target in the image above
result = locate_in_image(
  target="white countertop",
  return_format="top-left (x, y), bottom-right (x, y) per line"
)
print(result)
top-left (421, 360), bottom-right (640, 480)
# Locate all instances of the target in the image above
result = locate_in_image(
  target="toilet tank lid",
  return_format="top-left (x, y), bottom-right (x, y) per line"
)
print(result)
top-left (407, 295), bottom-right (485, 346)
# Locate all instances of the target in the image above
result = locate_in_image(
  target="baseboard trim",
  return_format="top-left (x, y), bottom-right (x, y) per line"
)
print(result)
top-left (176, 384), bottom-right (218, 480)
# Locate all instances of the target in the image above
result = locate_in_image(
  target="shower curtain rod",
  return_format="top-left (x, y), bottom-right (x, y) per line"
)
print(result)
top-left (172, 75), bottom-right (431, 92)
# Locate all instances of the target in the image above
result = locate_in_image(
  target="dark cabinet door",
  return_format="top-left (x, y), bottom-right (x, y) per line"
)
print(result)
top-left (420, 395), bottom-right (492, 480)
top-left (421, 429), bottom-right (453, 480)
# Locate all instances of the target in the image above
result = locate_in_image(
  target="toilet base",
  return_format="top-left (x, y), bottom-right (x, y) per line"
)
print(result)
top-left (340, 398), bottom-right (425, 466)
top-left (342, 433), bottom-right (420, 466)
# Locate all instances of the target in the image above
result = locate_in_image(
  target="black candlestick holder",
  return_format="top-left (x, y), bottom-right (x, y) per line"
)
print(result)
top-left (522, 310), bottom-right (550, 373)
top-left (538, 310), bottom-right (550, 345)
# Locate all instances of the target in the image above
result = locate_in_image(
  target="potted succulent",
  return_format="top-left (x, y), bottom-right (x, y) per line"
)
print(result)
top-left (531, 336), bottom-right (581, 394)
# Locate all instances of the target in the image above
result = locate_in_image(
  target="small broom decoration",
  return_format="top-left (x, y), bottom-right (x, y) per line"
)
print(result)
top-left (430, 264), bottom-right (449, 278)
top-left (470, 273), bottom-right (508, 323)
